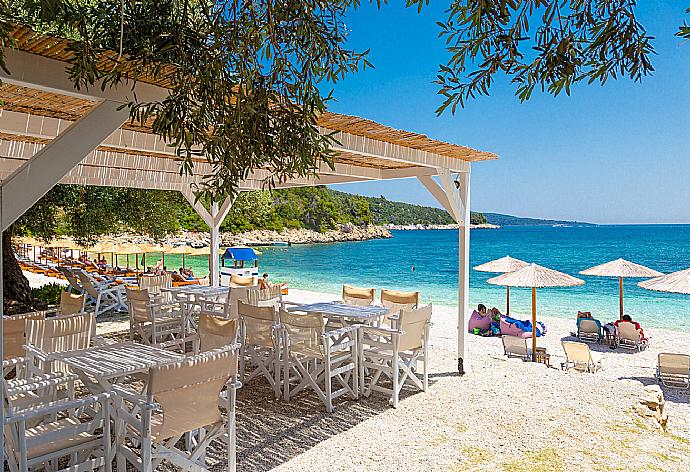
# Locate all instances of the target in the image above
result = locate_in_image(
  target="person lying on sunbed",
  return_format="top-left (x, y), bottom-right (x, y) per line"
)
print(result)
top-left (615, 314), bottom-right (648, 341)
top-left (258, 272), bottom-right (287, 289)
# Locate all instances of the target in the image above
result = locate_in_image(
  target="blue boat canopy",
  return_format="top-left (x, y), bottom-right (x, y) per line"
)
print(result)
top-left (222, 247), bottom-right (258, 261)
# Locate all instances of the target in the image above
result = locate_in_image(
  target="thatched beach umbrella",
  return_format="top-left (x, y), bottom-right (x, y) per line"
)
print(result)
top-left (580, 258), bottom-right (662, 320)
top-left (166, 245), bottom-right (193, 267)
top-left (638, 268), bottom-right (690, 295)
top-left (474, 255), bottom-right (529, 314)
top-left (488, 263), bottom-right (584, 361)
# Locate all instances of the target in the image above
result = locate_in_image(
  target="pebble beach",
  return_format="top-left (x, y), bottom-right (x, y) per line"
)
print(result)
top-left (24, 270), bottom-right (690, 471)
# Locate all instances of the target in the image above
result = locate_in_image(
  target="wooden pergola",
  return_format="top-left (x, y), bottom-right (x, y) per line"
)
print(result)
top-left (0, 25), bottom-right (497, 375)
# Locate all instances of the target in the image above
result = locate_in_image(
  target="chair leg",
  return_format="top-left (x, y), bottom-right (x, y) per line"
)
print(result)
top-left (227, 380), bottom-right (238, 472)
top-left (392, 352), bottom-right (399, 408)
top-left (324, 355), bottom-right (333, 413)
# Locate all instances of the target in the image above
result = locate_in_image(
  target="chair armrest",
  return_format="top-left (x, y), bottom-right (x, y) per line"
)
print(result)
top-left (24, 344), bottom-right (49, 362)
top-left (92, 335), bottom-right (118, 347)
top-left (360, 325), bottom-right (403, 336)
top-left (4, 392), bottom-right (112, 422)
top-left (110, 384), bottom-right (159, 411)
top-left (6, 372), bottom-right (78, 395)
top-left (323, 325), bottom-right (359, 339)
top-left (2, 357), bottom-right (26, 368)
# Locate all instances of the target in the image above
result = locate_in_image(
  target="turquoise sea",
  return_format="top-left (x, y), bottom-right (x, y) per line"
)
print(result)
top-left (132, 225), bottom-right (690, 332)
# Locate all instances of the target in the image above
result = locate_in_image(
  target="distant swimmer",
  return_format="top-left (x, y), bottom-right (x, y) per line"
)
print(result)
top-left (411, 265), bottom-right (415, 272)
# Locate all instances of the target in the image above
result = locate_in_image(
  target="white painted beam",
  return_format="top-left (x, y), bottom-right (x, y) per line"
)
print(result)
top-left (1, 49), bottom-right (168, 104)
top-left (417, 175), bottom-right (459, 223)
top-left (1, 100), bottom-right (129, 231)
top-left (209, 201), bottom-right (220, 286)
top-left (181, 189), bottom-right (213, 228)
top-left (456, 170), bottom-right (471, 374)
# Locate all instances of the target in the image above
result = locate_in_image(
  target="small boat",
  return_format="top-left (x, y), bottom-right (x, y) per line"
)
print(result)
top-left (269, 241), bottom-right (290, 246)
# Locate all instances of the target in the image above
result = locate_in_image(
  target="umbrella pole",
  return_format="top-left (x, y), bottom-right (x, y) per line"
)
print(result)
top-left (532, 287), bottom-right (537, 362)
top-left (136, 254), bottom-right (139, 275)
top-left (182, 254), bottom-right (185, 268)
top-left (506, 286), bottom-right (510, 315)
top-left (126, 254), bottom-right (129, 270)
top-left (619, 276), bottom-right (624, 321)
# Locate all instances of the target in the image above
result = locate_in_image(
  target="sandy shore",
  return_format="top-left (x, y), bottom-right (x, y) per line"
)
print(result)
top-left (23, 273), bottom-right (690, 470)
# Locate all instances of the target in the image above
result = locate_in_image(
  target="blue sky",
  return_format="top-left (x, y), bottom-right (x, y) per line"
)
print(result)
top-left (327, 2), bottom-right (690, 224)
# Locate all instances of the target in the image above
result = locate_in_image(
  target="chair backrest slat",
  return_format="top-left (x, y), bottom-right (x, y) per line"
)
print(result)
top-left (398, 305), bottom-right (432, 352)
top-left (139, 274), bottom-right (172, 302)
top-left (342, 285), bottom-right (375, 306)
top-left (26, 313), bottom-right (94, 357)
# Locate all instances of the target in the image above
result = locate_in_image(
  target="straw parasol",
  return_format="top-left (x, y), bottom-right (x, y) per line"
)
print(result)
top-left (488, 263), bottom-right (584, 361)
top-left (188, 247), bottom-right (211, 256)
top-left (638, 267), bottom-right (690, 295)
top-left (474, 255), bottom-right (529, 314)
top-left (580, 258), bottom-right (662, 320)
top-left (165, 245), bottom-right (193, 267)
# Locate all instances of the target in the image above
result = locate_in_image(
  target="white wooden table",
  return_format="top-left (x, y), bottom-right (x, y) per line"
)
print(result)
top-left (286, 301), bottom-right (388, 325)
top-left (162, 285), bottom-right (230, 330)
top-left (51, 342), bottom-right (183, 471)
top-left (50, 342), bottom-right (182, 392)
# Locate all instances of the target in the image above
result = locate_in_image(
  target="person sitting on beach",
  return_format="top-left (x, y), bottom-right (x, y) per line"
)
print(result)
top-left (615, 314), bottom-right (648, 341)
top-left (468, 304), bottom-right (492, 334)
top-left (258, 273), bottom-right (286, 289)
top-left (185, 267), bottom-right (195, 280)
top-left (490, 307), bottom-right (502, 320)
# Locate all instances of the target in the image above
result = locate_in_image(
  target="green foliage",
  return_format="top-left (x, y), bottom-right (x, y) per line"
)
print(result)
top-left (13, 184), bottom-right (184, 244)
top-left (31, 283), bottom-right (64, 305)
top-left (3, 0), bottom-right (372, 201)
top-left (434, 0), bottom-right (655, 112)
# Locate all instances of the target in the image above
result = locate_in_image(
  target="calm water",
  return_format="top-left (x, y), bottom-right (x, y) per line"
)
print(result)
top-left (130, 225), bottom-right (690, 332)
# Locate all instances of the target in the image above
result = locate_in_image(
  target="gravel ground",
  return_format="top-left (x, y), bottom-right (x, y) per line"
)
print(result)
top-left (24, 274), bottom-right (690, 471)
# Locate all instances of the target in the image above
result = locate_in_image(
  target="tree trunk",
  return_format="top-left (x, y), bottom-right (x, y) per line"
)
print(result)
top-left (2, 229), bottom-right (41, 315)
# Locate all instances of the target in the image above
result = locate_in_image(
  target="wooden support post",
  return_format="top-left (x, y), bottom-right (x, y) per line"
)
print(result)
top-left (532, 287), bottom-right (537, 362)
top-left (619, 276), bottom-right (624, 321)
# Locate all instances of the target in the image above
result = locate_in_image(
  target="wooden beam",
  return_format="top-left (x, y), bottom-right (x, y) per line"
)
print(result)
top-left (417, 175), bottom-right (459, 223)
top-left (1, 48), bottom-right (167, 104)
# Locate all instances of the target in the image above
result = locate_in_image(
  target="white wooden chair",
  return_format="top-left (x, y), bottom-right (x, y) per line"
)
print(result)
top-left (342, 284), bottom-right (375, 306)
top-left (237, 301), bottom-right (281, 398)
top-left (280, 309), bottom-right (358, 413)
top-left (76, 269), bottom-right (126, 317)
top-left (139, 274), bottom-right (173, 304)
top-left (126, 287), bottom-right (185, 351)
top-left (359, 305), bottom-right (432, 408)
top-left (247, 286), bottom-right (283, 309)
top-left (3, 379), bottom-right (113, 472)
top-left (3, 312), bottom-right (45, 377)
top-left (380, 288), bottom-right (420, 325)
top-left (191, 313), bottom-right (238, 354)
top-left (198, 287), bottom-right (251, 320)
top-left (25, 312), bottom-right (96, 375)
top-left (114, 347), bottom-right (240, 472)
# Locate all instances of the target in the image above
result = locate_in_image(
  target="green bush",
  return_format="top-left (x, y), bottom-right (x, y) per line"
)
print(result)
top-left (32, 283), bottom-right (64, 305)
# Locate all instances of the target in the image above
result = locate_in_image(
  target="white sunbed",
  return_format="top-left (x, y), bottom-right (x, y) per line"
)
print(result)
top-left (657, 353), bottom-right (690, 389)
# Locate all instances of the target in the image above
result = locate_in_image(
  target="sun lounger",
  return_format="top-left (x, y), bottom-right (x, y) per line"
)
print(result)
top-left (561, 341), bottom-right (601, 373)
top-left (657, 353), bottom-right (690, 389)
top-left (502, 335), bottom-right (531, 361)
top-left (617, 321), bottom-right (648, 351)
top-left (577, 318), bottom-right (603, 343)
